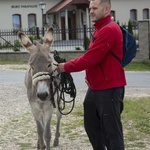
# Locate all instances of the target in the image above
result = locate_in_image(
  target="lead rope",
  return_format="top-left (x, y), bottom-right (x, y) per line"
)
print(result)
top-left (53, 50), bottom-right (77, 115)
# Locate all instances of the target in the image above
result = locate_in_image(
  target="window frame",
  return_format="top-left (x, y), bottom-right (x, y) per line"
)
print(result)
top-left (12, 14), bottom-right (22, 30)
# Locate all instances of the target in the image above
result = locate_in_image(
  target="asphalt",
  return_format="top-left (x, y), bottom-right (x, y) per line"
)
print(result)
top-left (0, 70), bottom-right (150, 88)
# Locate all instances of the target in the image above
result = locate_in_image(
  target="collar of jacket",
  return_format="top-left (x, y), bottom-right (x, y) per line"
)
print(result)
top-left (94, 14), bottom-right (113, 30)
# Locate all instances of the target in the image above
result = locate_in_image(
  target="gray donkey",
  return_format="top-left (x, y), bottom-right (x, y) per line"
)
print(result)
top-left (18, 28), bottom-right (62, 150)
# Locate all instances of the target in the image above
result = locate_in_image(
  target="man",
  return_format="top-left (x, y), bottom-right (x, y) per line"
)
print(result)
top-left (57, 0), bottom-right (126, 149)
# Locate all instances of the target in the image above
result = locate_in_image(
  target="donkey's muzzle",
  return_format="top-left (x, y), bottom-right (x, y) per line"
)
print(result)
top-left (37, 92), bottom-right (48, 101)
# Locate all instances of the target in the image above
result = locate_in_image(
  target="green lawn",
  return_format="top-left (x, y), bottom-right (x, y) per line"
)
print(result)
top-left (0, 60), bottom-right (150, 71)
top-left (122, 98), bottom-right (150, 149)
top-left (70, 98), bottom-right (150, 149)
top-left (124, 62), bottom-right (150, 71)
top-left (0, 60), bottom-right (26, 65)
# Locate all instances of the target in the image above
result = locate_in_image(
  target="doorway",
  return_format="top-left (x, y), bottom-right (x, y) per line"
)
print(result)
top-left (61, 11), bottom-right (76, 40)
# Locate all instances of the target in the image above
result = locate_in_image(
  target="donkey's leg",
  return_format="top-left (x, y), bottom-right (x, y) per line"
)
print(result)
top-left (53, 110), bottom-right (62, 147)
top-left (43, 107), bottom-right (53, 150)
top-left (44, 119), bottom-right (51, 150)
top-left (36, 121), bottom-right (46, 150)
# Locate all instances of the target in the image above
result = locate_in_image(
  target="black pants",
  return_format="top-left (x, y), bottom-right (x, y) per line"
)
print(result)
top-left (83, 87), bottom-right (125, 150)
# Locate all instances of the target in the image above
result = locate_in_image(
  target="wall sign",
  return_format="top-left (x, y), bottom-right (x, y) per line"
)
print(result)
top-left (11, 5), bottom-right (38, 8)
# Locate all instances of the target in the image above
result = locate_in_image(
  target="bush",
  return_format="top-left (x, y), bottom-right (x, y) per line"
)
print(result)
top-left (128, 20), bottom-right (133, 35)
top-left (117, 20), bottom-right (120, 25)
top-left (33, 35), bottom-right (38, 40)
top-left (28, 35), bottom-right (41, 43)
top-left (75, 47), bottom-right (81, 50)
top-left (3, 41), bottom-right (11, 48)
top-left (0, 42), bottom-right (2, 49)
top-left (28, 35), bottom-right (34, 42)
top-left (12, 47), bottom-right (20, 52)
top-left (122, 23), bottom-right (127, 29)
top-left (14, 40), bottom-right (22, 47)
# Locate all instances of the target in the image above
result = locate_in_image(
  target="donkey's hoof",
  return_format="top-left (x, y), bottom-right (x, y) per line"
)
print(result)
top-left (37, 146), bottom-right (46, 150)
top-left (53, 139), bottom-right (59, 147)
top-left (37, 141), bottom-right (40, 149)
top-left (37, 141), bottom-right (46, 150)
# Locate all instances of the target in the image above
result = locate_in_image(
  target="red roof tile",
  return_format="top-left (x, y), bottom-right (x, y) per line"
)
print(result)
top-left (47, 0), bottom-right (90, 14)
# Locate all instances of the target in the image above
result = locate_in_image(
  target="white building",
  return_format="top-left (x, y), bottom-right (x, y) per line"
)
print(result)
top-left (111, 0), bottom-right (150, 26)
top-left (0, 0), bottom-right (150, 38)
top-left (0, 0), bottom-right (60, 30)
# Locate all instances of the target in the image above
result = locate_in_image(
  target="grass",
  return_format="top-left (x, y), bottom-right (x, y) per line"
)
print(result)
top-left (54, 97), bottom-right (150, 149)
top-left (0, 61), bottom-right (149, 149)
top-left (0, 60), bottom-right (150, 71)
top-left (69, 98), bottom-right (150, 149)
top-left (0, 60), bottom-right (26, 65)
top-left (52, 98), bottom-right (148, 149)
top-left (124, 61), bottom-right (150, 71)
top-left (122, 98), bottom-right (150, 149)
top-left (0, 99), bottom-right (149, 149)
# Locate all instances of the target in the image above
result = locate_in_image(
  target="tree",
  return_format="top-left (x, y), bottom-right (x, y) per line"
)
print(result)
top-left (117, 20), bottom-right (120, 25)
top-left (122, 23), bottom-right (127, 29)
top-left (128, 20), bottom-right (133, 35)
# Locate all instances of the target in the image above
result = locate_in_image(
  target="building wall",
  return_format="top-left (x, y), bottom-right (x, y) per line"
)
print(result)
top-left (111, 0), bottom-right (150, 25)
top-left (0, 0), bottom-right (150, 29)
top-left (0, 0), bottom-right (149, 61)
top-left (0, 0), bottom-right (61, 29)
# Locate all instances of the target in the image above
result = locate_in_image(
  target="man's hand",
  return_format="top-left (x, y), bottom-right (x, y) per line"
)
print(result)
top-left (56, 63), bottom-right (65, 73)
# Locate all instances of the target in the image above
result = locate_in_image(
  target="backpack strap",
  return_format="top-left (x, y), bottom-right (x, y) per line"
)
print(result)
top-left (110, 51), bottom-right (122, 63)
top-left (106, 21), bottom-right (123, 65)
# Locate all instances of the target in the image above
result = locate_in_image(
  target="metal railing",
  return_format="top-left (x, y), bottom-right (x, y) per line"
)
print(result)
top-left (0, 26), bottom-right (94, 52)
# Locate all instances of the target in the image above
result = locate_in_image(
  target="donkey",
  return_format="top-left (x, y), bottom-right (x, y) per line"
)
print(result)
top-left (18, 27), bottom-right (62, 150)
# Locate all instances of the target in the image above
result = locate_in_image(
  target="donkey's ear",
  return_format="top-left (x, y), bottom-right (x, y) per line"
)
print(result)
top-left (43, 27), bottom-right (53, 49)
top-left (18, 32), bottom-right (36, 52)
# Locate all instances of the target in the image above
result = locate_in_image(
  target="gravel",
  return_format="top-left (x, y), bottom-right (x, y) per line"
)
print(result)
top-left (0, 65), bottom-right (150, 150)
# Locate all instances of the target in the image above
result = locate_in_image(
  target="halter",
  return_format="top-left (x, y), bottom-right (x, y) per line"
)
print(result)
top-left (32, 72), bottom-right (51, 86)
top-left (32, 71), bottom-right (56, 108)
top-left (32, 69), bottom-right (76, 115)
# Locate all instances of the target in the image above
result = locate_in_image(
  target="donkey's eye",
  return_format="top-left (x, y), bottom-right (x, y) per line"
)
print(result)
top-left (47, 64), bottom-right (52, 68)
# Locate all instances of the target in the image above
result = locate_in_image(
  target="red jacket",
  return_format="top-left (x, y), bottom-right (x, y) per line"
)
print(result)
top-left (64, 15), bottom-right (126, 90)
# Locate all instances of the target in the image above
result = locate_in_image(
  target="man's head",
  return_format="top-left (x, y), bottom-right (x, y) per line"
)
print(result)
top-left (89, 0), bottom-right (111, 23)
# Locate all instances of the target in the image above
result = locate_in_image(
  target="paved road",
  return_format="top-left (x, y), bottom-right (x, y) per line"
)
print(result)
top-left (0, 70), bottom-right (150, 88)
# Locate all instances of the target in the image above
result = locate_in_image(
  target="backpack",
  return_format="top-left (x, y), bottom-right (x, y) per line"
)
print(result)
top-left (110, 23), bottom-right (137, 67)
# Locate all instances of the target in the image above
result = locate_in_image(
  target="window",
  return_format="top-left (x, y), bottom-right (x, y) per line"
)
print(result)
top-left (110, 10), bottom-right (116, 21)
top-left (143, 8), bottom-right (149, 19)
top-left (130, 9), bottom-right (137, 21)
top-left (28, 14), bottom-right (36, 29)
top-left (12, 14), bottom-right (21, 29)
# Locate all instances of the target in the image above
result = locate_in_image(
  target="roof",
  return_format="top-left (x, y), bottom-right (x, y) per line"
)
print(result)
top-left (46, 0), bottom-right (90, 14)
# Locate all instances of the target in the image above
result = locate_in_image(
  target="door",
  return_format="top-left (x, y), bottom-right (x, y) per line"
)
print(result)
top-left (68, 12), bottom-right (76, 39)
top-left (61, 17), bottom-right (66, 40)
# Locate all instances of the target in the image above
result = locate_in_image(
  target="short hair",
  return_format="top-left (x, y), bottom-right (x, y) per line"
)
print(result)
top-left (91, 0), bottom-right (111, 6)
top-left (100, 0), bottom-right (111, 6)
